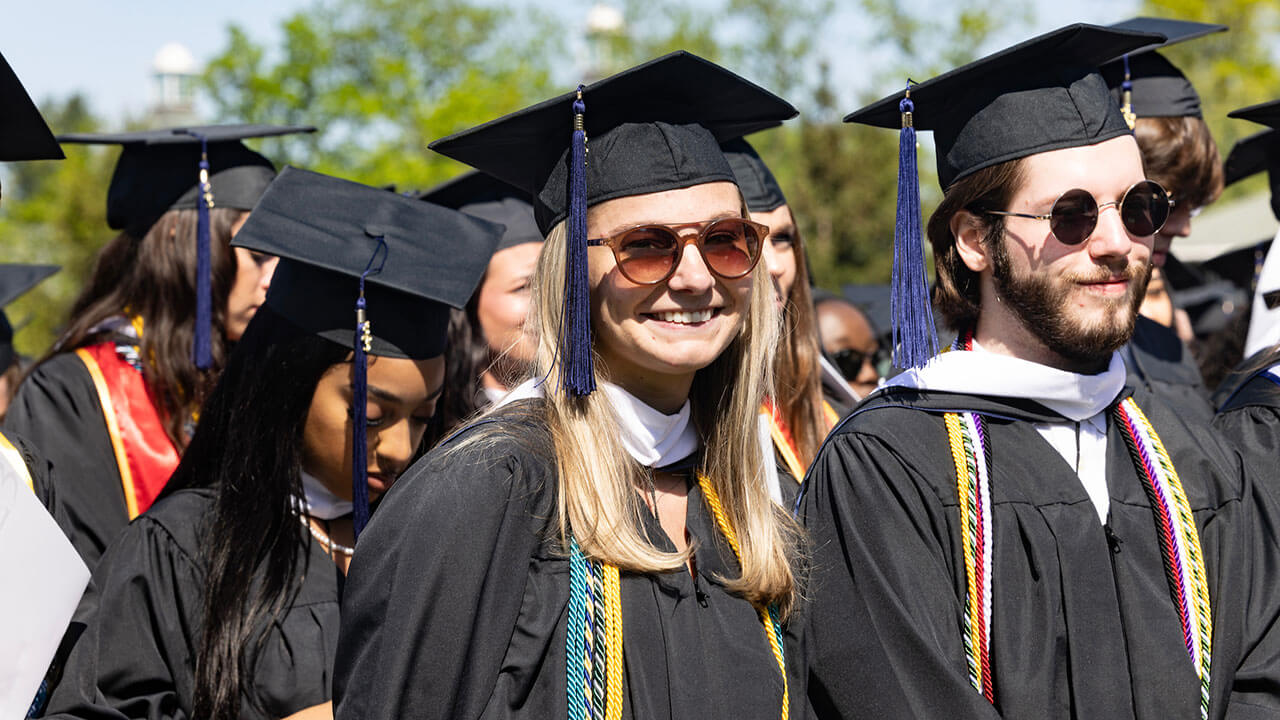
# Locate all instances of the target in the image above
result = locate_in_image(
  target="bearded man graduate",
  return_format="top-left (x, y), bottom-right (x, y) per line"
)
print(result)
top-left (799, 24), bottom-right (1280, 720)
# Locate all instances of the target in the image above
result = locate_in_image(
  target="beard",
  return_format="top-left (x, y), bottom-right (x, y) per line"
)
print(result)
top-left (989, 237), bottom-right (1149, 368)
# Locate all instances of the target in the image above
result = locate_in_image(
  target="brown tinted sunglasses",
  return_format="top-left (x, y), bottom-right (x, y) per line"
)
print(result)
top-left (587, 218), bottom-right (768, 285)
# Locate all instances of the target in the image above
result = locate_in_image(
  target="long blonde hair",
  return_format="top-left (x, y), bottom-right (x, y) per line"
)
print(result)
top-left (453, 205), bottom-right (801, 616)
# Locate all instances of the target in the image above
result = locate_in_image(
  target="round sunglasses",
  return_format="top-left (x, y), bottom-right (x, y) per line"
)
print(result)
top-left (586, 218), bottom-right (768, 285)
top-left (984, 180), bottom-right (1172, 246)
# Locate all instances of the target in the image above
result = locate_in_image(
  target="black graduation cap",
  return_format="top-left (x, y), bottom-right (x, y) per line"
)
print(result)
top-left (58, 124), bottom-right (316, 234)
top-left (1223, 130), bottom-right (1279, 186)
top-left (429, 50), bottom-right (797, 234)
top-left (416, 170), bottom-right (542, 252)
top-left (0, 52), bottom-right (63, 161)
top-left (59, 124), bottom-right (315, 370)
top-left (846, 23), bottom-right (1164, 189)
top-left (844, 23), bottom-right (1164, 369)
top-left (1230, 99), bottom-right (1280, 129)
top-left (1229, 100), bottom-right (1280, 221)
top-left (1099, 18), bottom-right (1227, 125)
top-left (0, 264), bottom-right (58, 371)
top-left (233, 166), bottom-right (502, 359)
top-left (231, 166), bottom-right (503, 537)
top-left (430, 51), bottom-right (796, 396)
top-left (721, 133), bottom-right (787, 213)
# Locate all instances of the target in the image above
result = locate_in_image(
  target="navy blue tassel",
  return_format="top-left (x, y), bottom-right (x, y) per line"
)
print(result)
top-left (192, 135), bottom-right (213, 369)
top-left (562, 85), bottom-right (595, 396)
top-left (351, 238), bottom-right (387, 540)
top-left (1120, 54), bottom-right (1136, 130)
top-left (891, 90), bottom-right (938, 369)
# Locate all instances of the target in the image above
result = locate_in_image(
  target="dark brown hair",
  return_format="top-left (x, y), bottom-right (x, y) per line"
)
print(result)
top-left (771, 212), bottom-right (828, 467)
top-left (927, 158), bottom-right (1027, 331)
top-left (40, 207), bottom-right (243, 448)
top-left (1133, 115), bottom-right (1224, 211)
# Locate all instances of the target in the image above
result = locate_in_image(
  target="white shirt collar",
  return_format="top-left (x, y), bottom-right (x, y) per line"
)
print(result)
top-left (883, 340), bottom-right (1127, 422)
top-left (298, 471), bottom-right (353, 520)
top-left (499, 379), bottom-right (699, 468)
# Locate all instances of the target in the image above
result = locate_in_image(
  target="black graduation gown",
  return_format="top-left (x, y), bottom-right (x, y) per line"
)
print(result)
top-left (5, 428), bottom-right (75, 539)
top-left (333, 400), bottom-right (806, 720)
top-left (1213, 352), bottom-right (1280, 486)
top-left (42, 488), bottom-right (342, 720)
top-left (5, 353), bottom-right (129, 566)
top-left (799, 384), bottom-right (1280, 719)
top-left (1123, 314), bottom-right (1214, 426)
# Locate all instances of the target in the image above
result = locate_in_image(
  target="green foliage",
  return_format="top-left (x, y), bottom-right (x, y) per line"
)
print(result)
top-left (1139, 0), bottom-right (1280, 204)
top-left (202, 0), bottom-right (559, 189)
top-left (0, 95), bottom-right (113, 357)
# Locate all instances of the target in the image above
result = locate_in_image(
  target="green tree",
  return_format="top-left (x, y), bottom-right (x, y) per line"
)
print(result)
top-left (1139, 0), bottom-right (1280, 204)
top-left (202, 0), bottom-right (559, 190)
top-left (0, 94), bottom-right (113, 356)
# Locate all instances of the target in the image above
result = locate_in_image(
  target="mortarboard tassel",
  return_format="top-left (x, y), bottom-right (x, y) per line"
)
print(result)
top-left (892, 88), bottom-right (938, 369)
top-left (189, 132), bottom-right (214, 370)
top-left (351, 237), bottom-right (388, 540)
top-left (1120, 54), bottom-right (1136, 130)
top-left (562, 85), bottom-right (595, 396)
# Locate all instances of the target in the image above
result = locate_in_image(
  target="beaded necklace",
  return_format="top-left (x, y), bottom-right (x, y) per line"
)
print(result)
top-left (565, 474), bottom-right (788, 720)
top-left (298, 515), bottom-right (355, 557)
top-left (944, 332), bottom-right (1212, 718)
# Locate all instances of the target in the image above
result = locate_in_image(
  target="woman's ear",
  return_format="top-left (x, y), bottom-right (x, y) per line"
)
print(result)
top-left (951, 210), bottom-right (991, 274)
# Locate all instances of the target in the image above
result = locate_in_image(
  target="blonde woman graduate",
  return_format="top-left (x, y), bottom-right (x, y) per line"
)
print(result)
top-left (334, 52), bottom-right (811, 720)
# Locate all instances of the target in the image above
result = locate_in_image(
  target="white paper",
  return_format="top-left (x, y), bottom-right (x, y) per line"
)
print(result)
top-left (0, 463), bottom-right (90, 719)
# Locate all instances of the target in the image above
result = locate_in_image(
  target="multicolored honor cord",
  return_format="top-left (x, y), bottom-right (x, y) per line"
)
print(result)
top-left (566, 474), bottom-right (789, 720)
top-left (944, 410), bottom-right (995, 702)
top-left (945, 332), bottom-right (1212, 718)
top-left (1115, 397), bottom-right (1213, 718)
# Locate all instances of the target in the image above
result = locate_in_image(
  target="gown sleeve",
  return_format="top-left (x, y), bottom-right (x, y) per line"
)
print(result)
top-left (42, 514), bottom-right (204, 720)
top-left (5, 429), bottom-right (76, 542)
top-left (333, 434), bottom-right (553, 720)
top-left (4, 354), bottom-right (126, 567)
top-left (1211, 408), bottom-right (1280, 717)
top-left (799, 429), bottom-right (1003, 720)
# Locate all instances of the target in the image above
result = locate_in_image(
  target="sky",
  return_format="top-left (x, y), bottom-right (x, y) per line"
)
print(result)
top-left (4, 0), bottom-right (1135, 128)
top-left (2, 0), bottom-right (306, 123)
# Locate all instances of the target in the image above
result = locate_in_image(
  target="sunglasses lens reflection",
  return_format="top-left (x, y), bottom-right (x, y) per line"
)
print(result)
top-left (617, 227), bottom-right (680, 283)
top-left (1048, 189), bottom-right (1099, 246)
top-left (1119, 180), bottom-right (1170, 237)
top-left (701, 219), bottom-right (760, 278)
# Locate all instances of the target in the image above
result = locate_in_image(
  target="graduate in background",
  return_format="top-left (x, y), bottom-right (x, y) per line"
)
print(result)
top-left (801, 24), bottom-right (1280, 719)
top-left (335, 52), bottom-right (808, 719)
top-left (812, 290), bottom-right (884, 400)
top-left (0, 50), bottom-right (90, 720)
top-left (4, 124), bottom-right (313, 567)
top-left (1196, 130), bottom-right (1280, 392)
top-left (722, 136), bottom-right (845, 491)
top-left (41, 167), bottom-right (500, 720)
top-left (1212, 100), bottom-right (1280, 480)
top-left (0, 263), bottom-right (57, 422)
top-left (1100, 17), bottom-right (1228, 423)
top-left (415, 171), bottom-right (543, 441)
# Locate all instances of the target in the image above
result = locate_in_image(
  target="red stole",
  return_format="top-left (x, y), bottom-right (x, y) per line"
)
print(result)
top-left (75, 342), bottom-right (180, 519)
